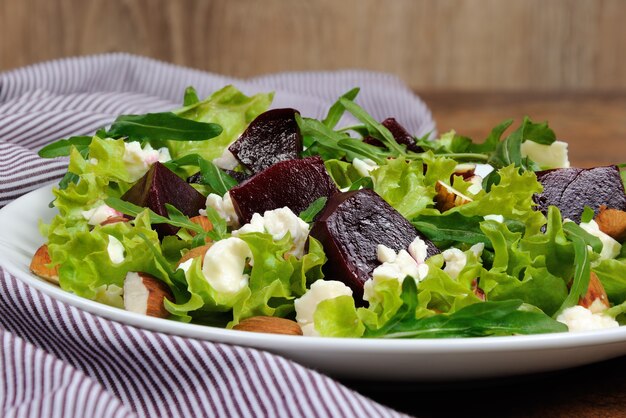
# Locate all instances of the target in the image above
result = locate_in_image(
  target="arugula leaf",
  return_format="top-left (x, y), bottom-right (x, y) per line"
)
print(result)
top-left (298, 197), bottom-right (328, 223)
top-left (183, 86), bottom-right (200, 106)
top-left (104, 198), bottom-right (205, 234)
top-left (57, 172), bottom-right (80, 191)
top-left (164, 153), bottom-right (237, 196)
top-left (467, 119), bottom-right (513, 154)
top-left (413, 213), bottom-right (493, 247)
top-left (581, 206), bottom-right (596, 224)
top-left (322, 87), bottom-right (360, 129)
top-left (105, 112), bottom-right (222, 142)
top-left (203, 206), bottom-right (228, 241)
top-left (562, 221), bottom-right (603, 254)
top-left (339, 98), bottom-right (406, 156)
top-left (554, 231), bottom-right (592, 316)
top-left (348, 176), bottom-right (374, 191)
top-left (38, 136), bottom-right (93, 158)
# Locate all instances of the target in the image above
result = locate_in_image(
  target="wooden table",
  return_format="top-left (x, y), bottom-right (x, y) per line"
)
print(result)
top-left (342, 91), bottom-right (626, 417)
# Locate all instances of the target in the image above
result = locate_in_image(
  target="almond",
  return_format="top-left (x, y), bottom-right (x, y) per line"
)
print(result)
top-left (233, 316), bottom-right (303, 336)
top-left (176, 244), bottom-right (212, 267)
top-left (595, 205), bottom-right (626, 242)
top-left (434, 181), bottom-right (473, 212)
top-left (29, 244), bottom-right (60, 285)
top-left (453, 163), bottom-right (476, 180)
top-left (471, 279), bottom-right (486, 301)
top-left (578, 271), bottom-right (610, 312)
top-left (100, 216), bottom-right (129, 226)
top-left (123, 272), bottom-right (173, 318)
top-left (189, 216), bottom-right (213, 237)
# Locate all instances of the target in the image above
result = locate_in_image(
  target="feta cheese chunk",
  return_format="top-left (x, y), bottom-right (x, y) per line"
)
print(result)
top-left (580, 219), bottom-right (622, 259)
top-left (212, 148), bottom-right (239, 170)
top-left (442, 248), bottom-right (467, 279)
top-left (202, 192), bottom-right (239, 228)
top-left (520, 140), bottom-right (570, 169)
top-left (408, 237), bottom-right (428, 264)
top-left (177, 259), bottom-right (193, 274)
top-left (352, 158), bottom-right (379, 178)
top-left (234, 207), bottom-right (310, 258)
top-left (556, 305), bottom-right (618, 332)
top-left (294, 280), bottom-right (353, 336)
top-left (201, 237), bottom-right (252, 295)
top-left (107, 235), bottom-right (125, 265)
top-left (363, 243), bottom-right (429, 302)
top-left (81, 204), bottom-right (122, 225)
top-left (123, 142), bottom-right (171, 181)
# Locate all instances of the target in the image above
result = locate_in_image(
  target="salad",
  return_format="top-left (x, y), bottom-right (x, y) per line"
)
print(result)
top-left (30, 85), bottom-right (626, 339)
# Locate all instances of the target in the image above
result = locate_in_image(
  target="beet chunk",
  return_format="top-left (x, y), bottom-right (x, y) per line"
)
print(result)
top-left (310, 189), bottom-right (439, 302)
top-left (534, 165), bottom-right (626, 223)
top-left (122, 162), bottom-right (206, 237)
top-left (382, 118), bottom-right (423, 153)
top-left (229, 156), bottom-right (338, 224)
top-left (228, 108), bottom-right (302, 174)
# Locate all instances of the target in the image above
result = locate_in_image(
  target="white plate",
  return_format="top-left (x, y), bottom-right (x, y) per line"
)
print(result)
top-left (2, 184), bottom-right (626, 381)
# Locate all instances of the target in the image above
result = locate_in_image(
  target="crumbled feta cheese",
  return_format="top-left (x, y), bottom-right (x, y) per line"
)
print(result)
top-left (469, 242), bottom-right (485, 258)
top-left (520, 140), bottom-right (570, 169)
top-left (442, 248), bottom-right (467, 279)
top-left (556, 305), bottom-right (618, 332)
top-left (484, 214), bottom-right (504, 223)
top-left (294, 280), bottom-right (353, 336)
top-left (364, 244), bottom-right (429, 302)
top-left (474, 164), bottom-right (494, 178)
top-left (408, 237), bottom-right (428, 264)
top-left (177, 259), bottom-right (193, 274)
top-left (202, 192), bottom-right (239, 228)
top-left (201, 237), bottom-right (252, 294)
top-left (107, 235), bottom-right (125, 265)
top-left (81, 204), bottom-right (123, 225)
top-left (467, 180), bottom-right (483, 196)
top-left (580, 220), bottom-right (622, 259)
top-left (212, 148), bottom-right (240, 170)
top-left (352, 158), bottom-right (379, 178)
top-left (589, 298), bottom-right (609, 314)
top-left (234, 207), bottom-right (310, 258)
top-left (123, 142), bottom-right (171, 181)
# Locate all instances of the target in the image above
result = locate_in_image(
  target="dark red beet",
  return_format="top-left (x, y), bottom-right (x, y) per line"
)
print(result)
top-left (122, 162), bottom-right (206, 237)
top-left (228, 108), bottom-right (302, 174)
top-left (534, 165), bottom-right (626, 223)
top-left (382, 118), bottom-right (424, 153)
top-left (310, 189), bottom-right (439, 302)
top-left (229, 156), bottom-right (338, 224)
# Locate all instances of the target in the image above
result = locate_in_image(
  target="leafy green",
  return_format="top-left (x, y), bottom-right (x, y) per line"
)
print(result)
top-left (298, 197), bottom-right (328, 223)
top-left (315, 296), bottom-right (365, 338)
top-left (183, 86), bottom-right (200, 106)
top-left (164, 153), bottom-right (237, 195)
top-left (105, 112), bottom-right (222, 142)
top-left (364, 278), bottom-right (566, 338)
top-left (322, 87), bottom-right (360, 129)
top-left (38, 136), bottom-right (93, 158)
top-left (594, 259), bottom-right (626, 304)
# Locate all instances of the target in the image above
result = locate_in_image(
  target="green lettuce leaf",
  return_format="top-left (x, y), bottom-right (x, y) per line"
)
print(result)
top-left (593, 258), bottom-right (626, 304)
top-left (314, 295), bottom-right (365, 338)
top-left (169, 85), bottom-right (273, 161)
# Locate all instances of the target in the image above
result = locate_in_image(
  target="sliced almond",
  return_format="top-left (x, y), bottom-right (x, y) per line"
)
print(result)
top-left (435, 181), bottom-right (473, 212)
top-left (30, 244), bottom-right (60, 285)
top-left (176, 244), bottom-right (212, 267)
top-left (595, 205), bottom-right (626, 242)
top-left (100, 216), bottom-right (129, 226)
top-left (578, 271), bottom-right (610, 312)
top-left (123, 272), bottom-right (173, 318)
top-left (189, 216), bottom-right (213, 237)
top-left (233, 316), bottom-right (303, 336)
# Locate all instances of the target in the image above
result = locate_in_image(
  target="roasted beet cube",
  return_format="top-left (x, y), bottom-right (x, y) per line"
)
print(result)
top-left (228, 108), bottom-right (302, 174)
top-left (122, 162), bottom-right (206, 237)
top-left (382, 118), bottom-right (423, 153)
top-left (534, 165), bottom-right (626, 223)
top-left (310, 189), bottom-right (439, 302)
top-left (229, 156), bottom-right (338, 225)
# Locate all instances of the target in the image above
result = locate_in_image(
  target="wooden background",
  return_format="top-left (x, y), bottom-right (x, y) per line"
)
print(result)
top-left (1, 0), bottom-right (626, 90)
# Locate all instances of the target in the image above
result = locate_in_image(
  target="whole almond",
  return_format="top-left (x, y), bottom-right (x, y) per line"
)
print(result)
top-left (176, 244), bottom-right (212, 267)
top-left (124, 272), bottom-right (173, 318)
top-left (189, 216), bottom-right (213, 237)
top-left (435, 181), bottom-right (473, 212)
top-left (234, 316), bottom-right (303, 336)
top-left (579, 272), bottom-right (610, 311)
top-left (30, 244), bottom-right (59, 285)
top-left (595, 205), bottom-right (626, 242)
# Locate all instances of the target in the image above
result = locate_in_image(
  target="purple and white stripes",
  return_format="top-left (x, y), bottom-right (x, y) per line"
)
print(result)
top-left (0, 54), bottom-right (431, 417)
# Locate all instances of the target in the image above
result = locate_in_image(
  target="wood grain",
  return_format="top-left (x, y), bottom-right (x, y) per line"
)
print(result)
top-left (2, 0), bottom-right (626, 90)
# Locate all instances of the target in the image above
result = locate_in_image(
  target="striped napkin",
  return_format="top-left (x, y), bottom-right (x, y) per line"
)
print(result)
top-left (0, 54), bottom-right (434, 418)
